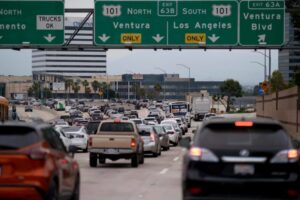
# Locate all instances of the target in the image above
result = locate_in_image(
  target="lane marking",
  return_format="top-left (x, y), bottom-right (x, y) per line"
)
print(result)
top-left (173, 156), bottom-right (179, 162)
top-left (159, 168), bottom-right (169, 175)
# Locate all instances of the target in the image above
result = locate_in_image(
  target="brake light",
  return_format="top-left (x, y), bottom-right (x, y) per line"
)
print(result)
top-left (188, 186), bottom-right (203, 194)
top-left (288, 149), bottom-right (298, 159)
top-left (88, 137), bottom-right (93, 146)
top-left (114, 118), bottom-right (121, 123)
top-left (189, 147), bottom-right (202, 157)
top-left (271, 149), bottom-right (299, 163)
top-left (189, 147), bottom-right (219, 162)
top-left (288, 189), bottom-right (300, 197)
top-left (130, 138), bottom-right (136, 148)
top-left (150, 132), bottom-right (156, 142)
top-left (235, 121), bottom-right (253, 127)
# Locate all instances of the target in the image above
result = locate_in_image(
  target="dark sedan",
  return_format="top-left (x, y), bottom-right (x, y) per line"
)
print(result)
top-left (182, 118), bottom-right (300, 200)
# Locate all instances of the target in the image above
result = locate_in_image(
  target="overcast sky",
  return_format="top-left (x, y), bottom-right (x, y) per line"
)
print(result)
top-left (0, 0), bottom-right (279, 86)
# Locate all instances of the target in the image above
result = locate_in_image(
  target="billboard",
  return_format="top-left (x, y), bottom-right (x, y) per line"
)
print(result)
top-left (52, 82), bottom-right (65, 91)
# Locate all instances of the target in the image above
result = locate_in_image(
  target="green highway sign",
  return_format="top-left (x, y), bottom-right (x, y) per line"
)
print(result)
top-left (0, 0), bottom-right (64, 46)
top-left (239, 0), bottom-right (285, 46)
top-left (94, 0), bottom-right (239, 47)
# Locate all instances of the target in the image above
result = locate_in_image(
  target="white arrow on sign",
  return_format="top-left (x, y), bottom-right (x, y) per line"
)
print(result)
top-left (99, 34), bottom-right (110, 43)
top-left (44, 34), bottom-right (56, 43)
top-left (152, 34), bottom-right (164, 43)
top-left (208, 34), bottom-right (220, 43)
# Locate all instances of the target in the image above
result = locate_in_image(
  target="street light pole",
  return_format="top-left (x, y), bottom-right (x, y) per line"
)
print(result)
top-left (155, 67), bottom-right (167, 101)
top-left (177, 64), bottom-right (191, 95)
top-left (251, 61), bottom-right (266, 81)
top-left (253, 50), bottom-right (271, 81)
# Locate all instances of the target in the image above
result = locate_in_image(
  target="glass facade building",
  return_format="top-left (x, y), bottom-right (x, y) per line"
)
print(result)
top-left (112, 74), bottom-right (222, 100)
top-left (278, 13), bottom-right (300, 82)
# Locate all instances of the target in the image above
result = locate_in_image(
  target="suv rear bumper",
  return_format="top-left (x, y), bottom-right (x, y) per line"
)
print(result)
top-left (89, 148), bottom-right (136, 160)
top-left (183, 176), bottom-right (300, 200)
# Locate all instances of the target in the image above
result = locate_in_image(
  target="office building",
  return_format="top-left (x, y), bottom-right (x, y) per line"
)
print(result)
top-left (112, 74), bottom-right (222, 100)
top-left (278, 13), bottom-right (300, 82)
top-left (32, 17), bottom-right (106, 81)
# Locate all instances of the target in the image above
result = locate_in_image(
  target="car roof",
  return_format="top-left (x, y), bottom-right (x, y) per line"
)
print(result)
top-left (0, 121), bottom-right (51, 130)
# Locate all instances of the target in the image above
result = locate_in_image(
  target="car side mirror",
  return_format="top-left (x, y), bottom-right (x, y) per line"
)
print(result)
top-left (179, 137), bottom-right (191, 149)
top-left (68, 145), bottom-right (78, 158)
top-left (292, 139), bottom-right (300, 149)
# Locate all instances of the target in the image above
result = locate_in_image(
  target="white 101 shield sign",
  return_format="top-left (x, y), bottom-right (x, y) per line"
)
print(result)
top-left (212, 5), bottom-right (232, 17)
top-left (102, 5), bottom-right (122, 17)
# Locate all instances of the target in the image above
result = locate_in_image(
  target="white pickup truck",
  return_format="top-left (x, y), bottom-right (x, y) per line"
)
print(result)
top-left (88, 119), bottom-right (144, 168)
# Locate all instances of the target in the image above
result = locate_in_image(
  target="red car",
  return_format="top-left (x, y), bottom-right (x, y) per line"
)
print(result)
top-left (0, 122), bottom-right (80, 200)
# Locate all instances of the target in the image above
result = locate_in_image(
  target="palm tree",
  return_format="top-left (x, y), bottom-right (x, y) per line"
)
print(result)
top-left (154, 83), bottom-right (162, 99)
top-left (91, 80), bottom-right (99, 99)
top-left (81, 80), bottom-right (89, 98)
top-left (72, 81), bottom-right (81, 100)
top-left (99, 82), bottom-right (107, 99)
top-left (65, 79), bottom-right (73, 104)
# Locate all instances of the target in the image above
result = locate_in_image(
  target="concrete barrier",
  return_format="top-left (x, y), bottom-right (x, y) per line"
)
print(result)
top-left (256, 86), bottom-right (300, 139)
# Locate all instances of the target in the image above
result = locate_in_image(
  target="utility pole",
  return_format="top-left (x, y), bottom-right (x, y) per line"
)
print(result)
top-left (155, 67), bottom-right (167, 101)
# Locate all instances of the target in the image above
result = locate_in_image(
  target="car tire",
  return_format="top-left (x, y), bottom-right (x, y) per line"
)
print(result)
top-left (83, 145), bottom-right (88, 153)
top-left (131, 154), bottom-right (139, 168)
top-left (70, 175), bottom-right (80, 200)
top-left (152, 151), bottom-right (158, 157)
top-left (99, 158), bottom-right (105, 164)
top-left (158, 146), bottom-right (161, 156)
top-left (45, 180), bottom-right (59, 200)
top-left (89, 153), bottom-right (97, 167)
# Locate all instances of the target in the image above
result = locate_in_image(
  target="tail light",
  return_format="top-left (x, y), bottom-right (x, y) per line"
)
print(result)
top-left (271, 149), bottom-right (299, 163)
top-left (130, 138), bottom-right (136, 148)
top-left (167, 131), bottom-right (174, 135)
top-left (150, 132), bottom-right (156, 142)
top-left (288, 189), bottom-right (300, 197)
top-left (188, 186), bottom-right (203, 194)
top-left (28, 148), bottom-right (48, 160)
top-left (235, 121), bottom-right (253, 127)
top-left (88, 137), bottom-right (93, 146)
top-left (189, 147), bottom-right (219, 162)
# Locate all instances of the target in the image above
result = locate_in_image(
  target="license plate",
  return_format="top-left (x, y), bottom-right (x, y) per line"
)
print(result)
top-left (106, 149), bottom-right (118, 154)
top-left (234, 164), bottom-right (254, 175)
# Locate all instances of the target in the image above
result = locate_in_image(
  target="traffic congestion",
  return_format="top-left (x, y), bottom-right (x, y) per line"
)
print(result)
top-left (0, 96), bottom-right (299, 200)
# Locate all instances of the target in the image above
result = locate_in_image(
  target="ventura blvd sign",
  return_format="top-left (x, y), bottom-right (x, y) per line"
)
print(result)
top-left (0, 0), bottom-right (64, 45)
top-left (94, 0), bottom-right (285, 48)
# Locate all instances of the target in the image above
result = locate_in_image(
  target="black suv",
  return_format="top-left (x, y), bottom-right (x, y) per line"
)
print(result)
top-left (182, 118), bottom-right (300, 200)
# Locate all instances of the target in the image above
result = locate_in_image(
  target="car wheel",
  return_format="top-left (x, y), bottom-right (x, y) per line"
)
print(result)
top-left (158, 146), bottom-right (161, 156)
top-left (152, 151), bottom-right (158, 157)
top-left (83, 145), bottom-right (88, 153)
top-left (45, 180), bottom-right (59, 200)
top-left (131, 154), bottom-right (139, 167)
top-left (70, 175), bottom-right (80, 200)
top-left (139, 153), bottom-right (144, 164)
top-left (89, 153), bottom-right (97, 167)
top-left (99, 158), bottom-right (105, 164)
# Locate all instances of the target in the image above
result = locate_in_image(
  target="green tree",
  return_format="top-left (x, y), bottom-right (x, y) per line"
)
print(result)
top-left (270, 70), bottom-right (286, 92)
top-left (92, 80), bottom-right (99, 95)
top-left (27, 87), bottom-right (34, 97)
top-left (154, 83), bottom-right (162, 99)
top-left (72, 81), bottom-right (81, 99)
top-left (43, 87), bottom-right (52, 99)
top-left (65, 79), bottom-right (74, 103)
top-left (220, 79), bottom-right (243, 112)
top-left (81, 80), bottom-right (89, 98)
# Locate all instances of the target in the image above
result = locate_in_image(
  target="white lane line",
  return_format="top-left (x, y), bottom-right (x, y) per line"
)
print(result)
top-left (159, 168), bottom-right (169, 175)
top-left (173, 156), bottom-right (179, 162)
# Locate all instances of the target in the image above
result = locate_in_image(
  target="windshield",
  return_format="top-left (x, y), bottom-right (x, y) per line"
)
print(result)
top-left (197, 125), bottom-right (291, 151)
top-left (0, 127), bottom-right (40, 150)
top-left (100, 122), bottom-right (134, 132)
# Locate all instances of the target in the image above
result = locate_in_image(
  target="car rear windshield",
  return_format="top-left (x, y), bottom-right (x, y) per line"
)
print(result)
top-left (100, 122), bottom-right (134, 132)
top-left (132, 120), bottom-right (142, 124)
top-left (197, 124), bottom-right (291, 151)
top-left (62, 126), bottom-right (81, 132)
top-left (0, 127), bottom-right (40, 150)
top-left (138, 126), bottom-right (153, 136)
